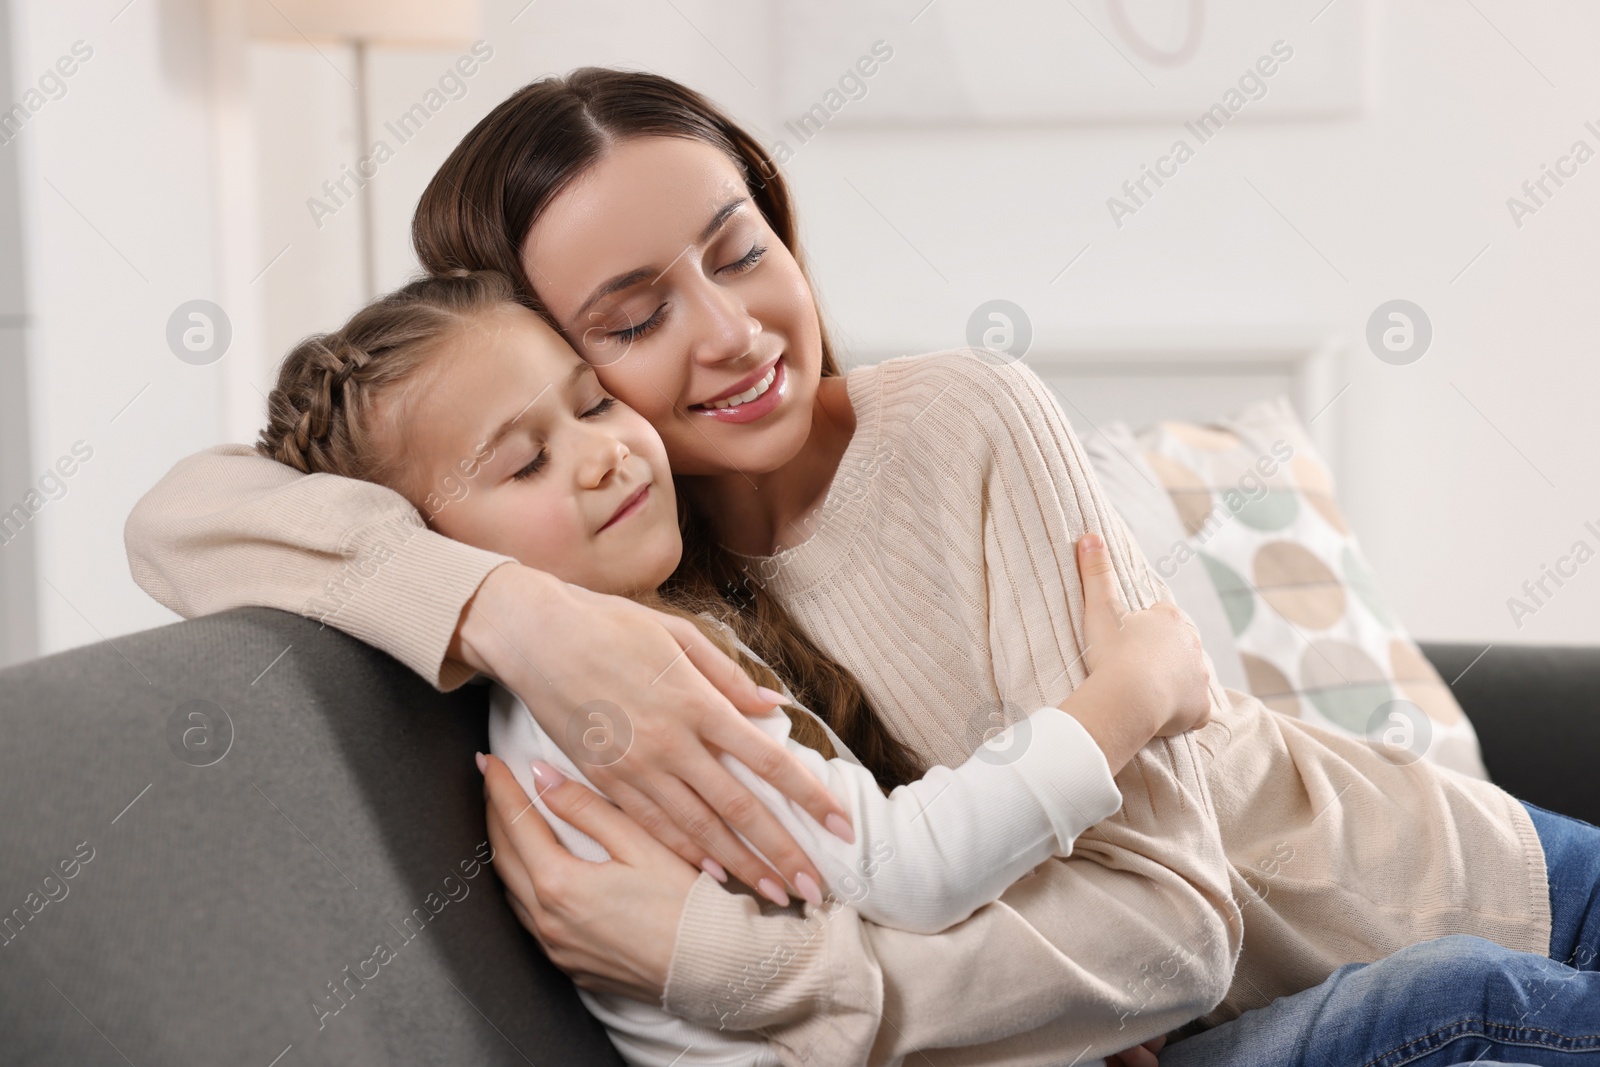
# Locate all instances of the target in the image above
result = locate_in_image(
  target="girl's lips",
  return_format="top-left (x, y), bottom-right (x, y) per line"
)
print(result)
top-left (599, 484), bottom-right (650, 532)
top-left (691, 357), bottom-right (787, 425)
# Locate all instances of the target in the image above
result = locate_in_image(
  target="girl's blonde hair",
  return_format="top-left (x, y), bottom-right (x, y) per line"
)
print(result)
top-left (256, 270), bottom-right (930, 787)
top-left (257, 270), bottom-right (521, 493)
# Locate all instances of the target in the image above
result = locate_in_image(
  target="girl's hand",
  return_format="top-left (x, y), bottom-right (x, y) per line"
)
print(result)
top-left (455, 565), bottom-right (850, 906)
top-left (1077, 533), bottom-right (1212, 739)
top-left (481, 751), bottom-right (700, 1003)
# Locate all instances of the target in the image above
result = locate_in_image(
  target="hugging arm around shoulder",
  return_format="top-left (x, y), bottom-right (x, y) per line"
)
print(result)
top-left (661, 352), bottom-right (1242, 1066)
top-left (123, 443), bottom-right (514, 689)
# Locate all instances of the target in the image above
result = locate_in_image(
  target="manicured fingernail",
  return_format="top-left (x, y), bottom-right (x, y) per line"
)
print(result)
top-left (757, 878), bottom-right (790, 907)
top-left (1082, 532), bottom-right (1103, 552)
top-left (825, 812), bottom-right (855, 844)
top-left (700, 858), bottom-right (729, 883)
top-left (529, 759), bottom-right (566, 793)
top-left (474, 751), bottom-right (487, 775)
top-left (794, 871), bottom-right (823, 906)
top-left (755, 686), bottom-right (787, 706)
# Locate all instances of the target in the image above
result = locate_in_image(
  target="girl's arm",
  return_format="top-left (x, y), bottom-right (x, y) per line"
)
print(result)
top-left (123, 444), bottom-right (851, 904)
top-left (708, 535), bottom-right (1207, 935)
top-left (717, 694), bottom-right (1122, 935)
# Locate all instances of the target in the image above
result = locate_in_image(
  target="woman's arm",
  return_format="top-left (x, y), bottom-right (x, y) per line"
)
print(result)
top-left (486, 723), bottom-right (1235, 1065)
top-left (665, 740), bottom-right (1235, 1066)
top-left (125, 444), bottom-right (513, 689)
top-left (123, 444), bottom-right (852, 900)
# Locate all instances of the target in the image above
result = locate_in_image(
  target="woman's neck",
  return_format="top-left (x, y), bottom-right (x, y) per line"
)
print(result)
top-left (679, 375), bottom-right (856, 557)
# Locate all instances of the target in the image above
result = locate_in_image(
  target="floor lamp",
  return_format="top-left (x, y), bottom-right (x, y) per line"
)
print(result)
top-left (245, 0), bottom-right (480, 300)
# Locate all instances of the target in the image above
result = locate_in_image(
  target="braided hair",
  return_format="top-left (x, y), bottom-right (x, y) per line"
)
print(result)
top-left (257, 270), bottom-right (521, 490)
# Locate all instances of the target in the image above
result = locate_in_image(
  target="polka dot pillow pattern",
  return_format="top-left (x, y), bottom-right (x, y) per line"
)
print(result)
top-left (1136, 396), bottom-right (1488, 779)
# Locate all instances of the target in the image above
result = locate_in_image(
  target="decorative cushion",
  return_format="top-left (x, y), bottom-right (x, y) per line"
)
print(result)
top-left (1132, 396), bottom-right (1488, 778)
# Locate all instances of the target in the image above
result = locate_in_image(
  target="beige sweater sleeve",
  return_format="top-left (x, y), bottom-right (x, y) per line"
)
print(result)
top-left (123, 444), bottom-right (515, 690)
top-left (663, 353), bottom-right (1242, 1066)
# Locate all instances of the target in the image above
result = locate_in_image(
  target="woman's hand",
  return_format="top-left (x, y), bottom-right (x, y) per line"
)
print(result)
top-left (1056, 534), bottom-right (1212, 772)
top-left (454, 565), bottom-right (851, 906)
top-left (481, 751), bottom-right (701, 1003)
top-left (1078, 533), bottom-right (1211, 738)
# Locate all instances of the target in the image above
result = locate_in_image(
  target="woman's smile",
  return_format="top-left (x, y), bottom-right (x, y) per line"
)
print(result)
top-left (690, 356), bottom-right (787, 424)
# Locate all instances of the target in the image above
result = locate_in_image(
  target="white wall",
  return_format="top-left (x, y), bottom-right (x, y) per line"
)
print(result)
top-left (9, 0), bottom-right (1598, 661)
top-left (6, 0), bottom-right (236, 662)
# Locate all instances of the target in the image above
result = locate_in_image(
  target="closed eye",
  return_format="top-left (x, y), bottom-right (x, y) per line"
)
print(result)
top-left (720, 243), bottom-right (767, 275)
top-left (511, 449), bottom-right (547, 481)
top-left (583, 397), bottom-right (618, 419)
top-left (611, 305), bottom-right (666, 344)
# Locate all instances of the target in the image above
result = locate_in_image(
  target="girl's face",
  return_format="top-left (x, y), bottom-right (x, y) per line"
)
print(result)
top-left (521, 136), bottom-right (826, 478)
top-left (383, 303), bottom-right (682, 597)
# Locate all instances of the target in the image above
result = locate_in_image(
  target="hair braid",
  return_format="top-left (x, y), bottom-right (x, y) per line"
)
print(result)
top-left (256, 270), bottom-right (522, 487)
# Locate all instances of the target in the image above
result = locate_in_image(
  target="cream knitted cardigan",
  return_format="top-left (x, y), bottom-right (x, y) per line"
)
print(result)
top-left (663, 352), bottom-right (1549, 1065)
top-left (124, 351), bottom-right (1550, 1067)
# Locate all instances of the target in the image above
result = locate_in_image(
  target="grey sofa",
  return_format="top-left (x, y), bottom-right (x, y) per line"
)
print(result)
top-left (2, 607), bottom-right (1595, 1065)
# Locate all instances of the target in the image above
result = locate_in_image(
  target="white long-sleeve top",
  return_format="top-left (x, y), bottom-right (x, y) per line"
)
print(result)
top-left (487, 626), bottom-right (1122, 1067)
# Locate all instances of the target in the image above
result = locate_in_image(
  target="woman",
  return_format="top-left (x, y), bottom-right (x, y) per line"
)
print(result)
top-left (127, 70), bottom-right (1600, 1064)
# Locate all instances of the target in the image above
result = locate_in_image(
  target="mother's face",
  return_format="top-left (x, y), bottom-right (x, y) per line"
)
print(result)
top-left (520, 136), bottom-right (825, 478)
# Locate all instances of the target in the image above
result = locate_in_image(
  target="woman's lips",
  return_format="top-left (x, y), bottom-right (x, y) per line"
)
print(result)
top-left (599, 484), bottom-right (650, 532)
top-left (691, 357), bottom-right (787, 425)
top-left (696, 357), bottom-right (780, 406)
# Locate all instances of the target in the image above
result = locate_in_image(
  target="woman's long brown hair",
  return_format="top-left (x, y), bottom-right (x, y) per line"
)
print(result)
top-left (408, 69), bottom-right (925, 792)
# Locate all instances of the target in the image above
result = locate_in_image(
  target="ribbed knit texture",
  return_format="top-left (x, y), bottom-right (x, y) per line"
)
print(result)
top-left (125, 443), bottom-right (515, 690)
top-left (666, 351), bottom-right (1550, 1065)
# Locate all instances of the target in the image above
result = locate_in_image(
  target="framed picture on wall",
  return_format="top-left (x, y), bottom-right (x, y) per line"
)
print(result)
top-left (771, 0), bottom-right (1369, 127)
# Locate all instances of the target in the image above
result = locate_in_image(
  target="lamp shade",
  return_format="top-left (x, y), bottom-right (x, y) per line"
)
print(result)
top-left (246, 0), bottom-right (480, 44)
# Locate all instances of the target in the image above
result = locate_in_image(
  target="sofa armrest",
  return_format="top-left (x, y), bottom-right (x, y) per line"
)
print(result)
top-left (0, 607), bottom-right (624, 1064)
top-left (1419, 642), bottom-right (1600, 826)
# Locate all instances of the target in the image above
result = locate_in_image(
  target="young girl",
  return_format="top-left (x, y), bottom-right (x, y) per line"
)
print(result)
top-left (128, 69), bottom-right (1600, 1065)
top-left (250, 269), bottom-right (1222, 1067)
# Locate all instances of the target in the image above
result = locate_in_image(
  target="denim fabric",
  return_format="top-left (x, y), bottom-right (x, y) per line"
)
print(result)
top-left (1525, 801), bottom-right (1600, 970)
top-left (1157, 802), bottom-right (1600, 1066)
top-left (1158, 936), bottom-right (1600, 1066)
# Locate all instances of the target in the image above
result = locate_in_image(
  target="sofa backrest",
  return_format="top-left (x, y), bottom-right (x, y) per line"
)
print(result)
top-left (0, 607), bottom-right (623, 1064)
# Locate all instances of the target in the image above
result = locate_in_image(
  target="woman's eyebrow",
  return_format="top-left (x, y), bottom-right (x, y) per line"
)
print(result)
top-left (569, 268), bottom-right (653, 327)
top-left (696, 197), bottom-right (747, 243)
top-left (566, 198), bottom-right (749, 327)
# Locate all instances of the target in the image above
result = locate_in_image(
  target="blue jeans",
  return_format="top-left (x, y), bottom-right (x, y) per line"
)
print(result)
top-left (1158, 802), bottom-right (1600, 1067)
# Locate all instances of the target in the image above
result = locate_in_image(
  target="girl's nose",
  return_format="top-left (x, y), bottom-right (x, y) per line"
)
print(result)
top-left (576, 428), bottom-right (630, 489)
